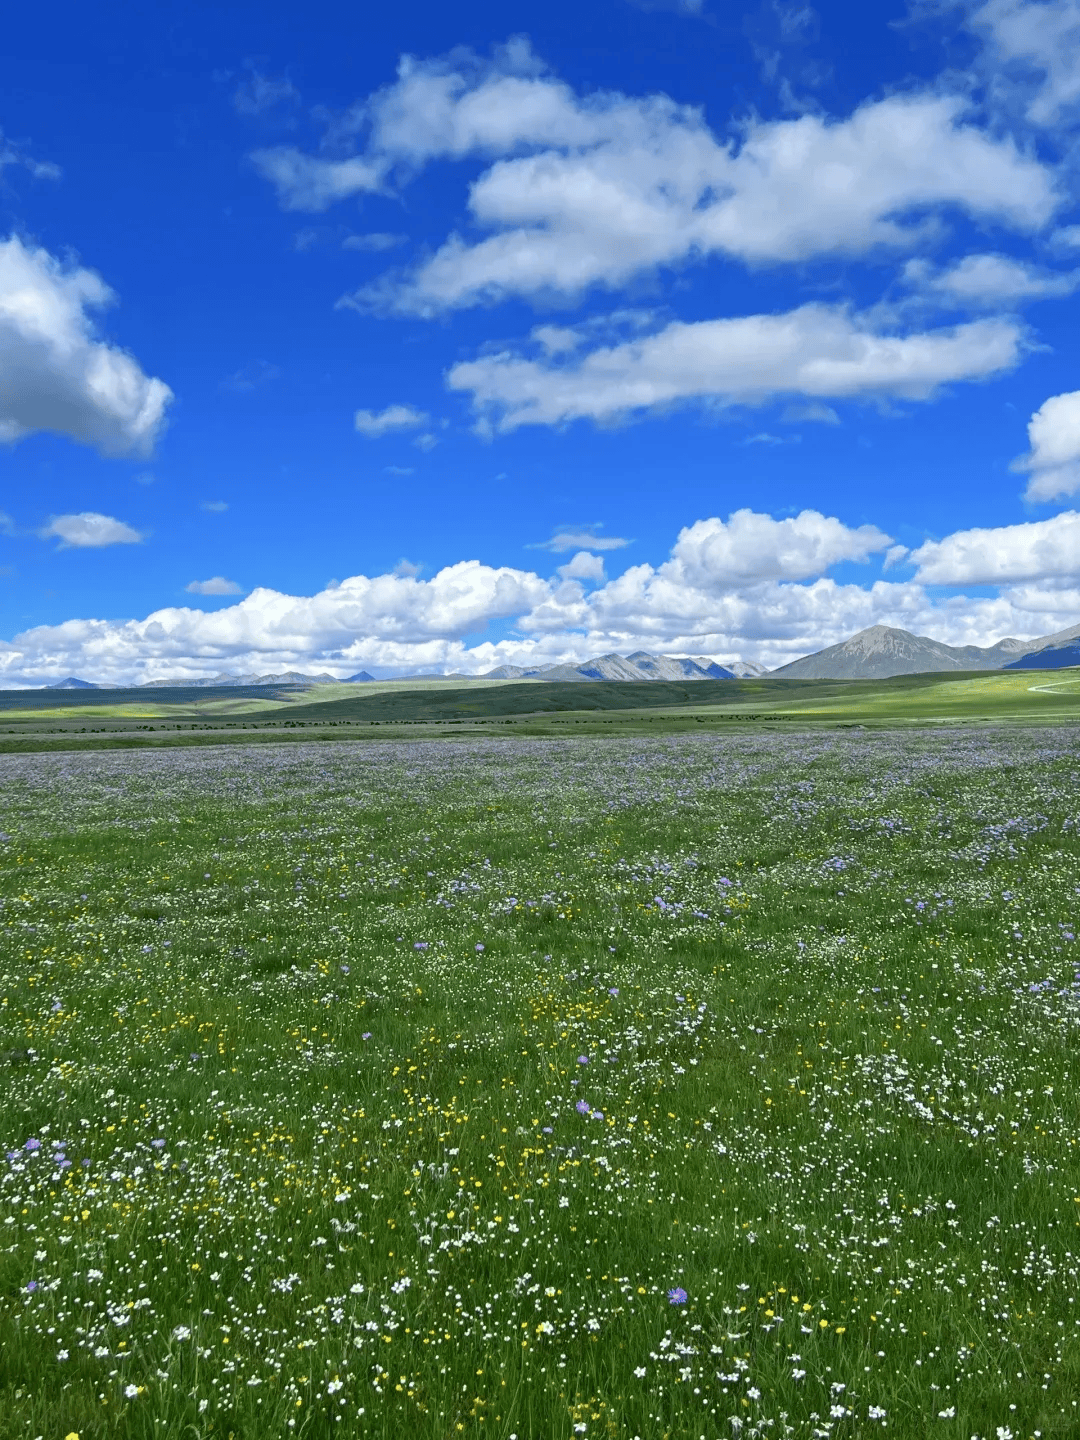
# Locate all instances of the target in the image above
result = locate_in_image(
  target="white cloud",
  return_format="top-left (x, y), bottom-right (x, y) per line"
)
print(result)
top-left (556, 550), bottom-right (606, 582)
top-left (449, 305), bottom-right (1025, 430)
top-left (250, 149), bottom-right (384, 211)
top-left (959, 0), bottom-right (1080, 127)
top-left (255, 45), bottom-right (1056, 311)
top-left (1013, 388), bottom-right (1080, 498)
top-left (201, 501), bottom-right (229, 513)
top-left (532, 529), bottom-right (632, 552)
top-left (905, 251), bottom-right (1079, 304)
top-left (911, 509), bottom-right (1080, 582)
top-left (354, 403), bottom-right (430, 437)
top-left (412, 432), bottom-right (439, 451)
top-left (4, 508), bottom-right (1079, 683)
top-left (186, 577), bottom-right (244, 595)
top-left (39, 512), bottom-right (144, 548)
top-left (667, 509), bottom-right (892, 587)
top-left (0, 235), bottom-right (172, 455)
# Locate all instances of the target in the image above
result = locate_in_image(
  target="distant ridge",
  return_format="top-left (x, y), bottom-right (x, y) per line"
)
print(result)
top-left (45, 677), bottom-right (99, 689)
top-left (774, 620), bottom-right (1080, 680)
top-left (140, 670), bottom-right (374, 689)
top-left (481, 651), bottom-right (737, 682)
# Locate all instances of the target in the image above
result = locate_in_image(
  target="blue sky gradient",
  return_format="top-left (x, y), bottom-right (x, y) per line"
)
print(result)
top-left (3, 0), bottom-right (1080, 682)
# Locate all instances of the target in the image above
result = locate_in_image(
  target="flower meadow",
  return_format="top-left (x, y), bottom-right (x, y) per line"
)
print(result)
top-left (1, 730), bottom-right (1080, 1440)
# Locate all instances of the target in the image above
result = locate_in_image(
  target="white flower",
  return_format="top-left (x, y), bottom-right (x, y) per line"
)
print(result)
top-left (938, 1406), bottom-right (956, 1419)
top-left (390, 1276), bottom-right (412, 1294)
top-left (56, 1349), bottom-right (69, 1361)
top-left (350, 1282), bottom-right (364, 1295)
top-left (868, 1407), bottom-right (887, 1420)
top-left (327, 1378), bottom-right (344, 1394)
top-left (172, 1325), bottom-right (191, 1341)
top-left (123, 1384), bottom-right (140, 1399)
top-left (830, 1404), bottom-right (848, 1418)
top-left (633, 1366), bottom-right (647, 1378)
top-left (791, 1368), bottom-right (806, 1380)
top-left (198, 1400), bottom-right (209, 1414)
top-left (746, 1386), bottom-right (761, 1400)
top-left (996, 1429), bottom-right (1013, 1440)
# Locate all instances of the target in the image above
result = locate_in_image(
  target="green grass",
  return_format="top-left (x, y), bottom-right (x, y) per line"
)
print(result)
top-left (1, 730), bottom-right (1080, 1438)
top-left (0, 668), bottom-right (1079, 754)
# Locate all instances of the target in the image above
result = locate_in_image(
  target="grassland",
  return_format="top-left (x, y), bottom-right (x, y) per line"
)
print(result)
top-left (2, 729), bottom-right (1080, 1438)
top-left (0, 667), bottom-right (1078, 754)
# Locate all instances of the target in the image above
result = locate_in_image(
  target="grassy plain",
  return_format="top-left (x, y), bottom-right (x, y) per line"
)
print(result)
top-left (0, 668), bottom-right (1078, 753)
top-left (2, 729), bottom-right (1080, 1438)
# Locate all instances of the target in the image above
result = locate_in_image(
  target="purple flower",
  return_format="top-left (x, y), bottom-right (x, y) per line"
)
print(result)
top-left (414, 941), bottom-right (429, 951)
top-left (475, 943), bottom-right (485, 953)
top-left (24, 1138), bottom-right (40, 1152)
top-left (340, 964), bottom-right (350, 974)
top-left (151, 1139), bottom-right (166, 1149)
top-left (667, 1287), bottom-right (688, 1305)
top-left (542, 1126), bottom-right (553, 1134)
top-left (575, 1099), bottom-right (590, 1115)
top-left (608, 987), bottom-right (619, 997)
top-left (362, 1032), bottom-right (373, 1040)
top-left (591, 1111), bottom-right (604, 1121)
top-left (25, 1280), bottom-right (38, 1292)
top-left (577, 1055), bottom-right (589, 1066)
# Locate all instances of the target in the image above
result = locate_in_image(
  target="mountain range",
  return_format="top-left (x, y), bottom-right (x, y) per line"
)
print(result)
top-left (775, 622), bottom-right (1080, 680)
top-left (32, 622), bottom-right (1080, 691)
top-left (481, 650), bottom-right (766, 682)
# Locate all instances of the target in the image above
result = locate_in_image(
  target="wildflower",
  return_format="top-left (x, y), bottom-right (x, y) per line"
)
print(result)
top-left (327, 1378), bottom-right (344, 1394)
top-left (172, 1326), bottom-right (192, 1341)
top-left (25, 1280), bottom-right (37, 1292)
top-left (24, 1138), bottom-right (40, 1152)
top-left (633, 1366), bottom-right (647, 1378)
top-left (362, 1032), bottom-right (373, 1041)
top-left (937, 1407), bottom-right (955, 1418)
top-left (57, 1349), bottom-right (69, 1361)
top-left (123, 1384), bottom-right (140, 1399)
top-left (475, 943), bottom-right (485, 953)
top-left (576, 1100), bottom-right (590, 1115)
top-left (668, 1287), bottom-right (688, 1305)
top-left (868, 1407), bottom-right (887, 1420)
top-left (608, 987), bottom-right (619, 996)
top-left (151, 1138), bottom-right (166, 1149)
top-left (577, 1055), bottom-right (590, 1065)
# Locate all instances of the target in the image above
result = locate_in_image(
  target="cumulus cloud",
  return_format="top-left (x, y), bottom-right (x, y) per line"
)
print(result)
top-left (254, 43), bottom-right (1056, 312)
top-left (450, 305), bottom-right (1025, 430)
top-left (0, 236), bottom-right (172, 455)
top-left (354, 403), bottom-right (430, 436)
top-left (556, 550), bottom-right (607, 582)
top-left (1013, 388), bottom-right (1080, 498)
top-left (905, 251), bottom-right (1079, 304)
top-left (39, 513), bottom-right (144, 548)
top-left (186, 577), bottom-right (244, 596)
top-left (667, 509), bottom-right (892, 588)
top-left (911, 509), bottom-right (1080, 582)
top-left (4, 506), bottom-right (1079, 683)
top-left (957, 0), bottom-right (1080, 127)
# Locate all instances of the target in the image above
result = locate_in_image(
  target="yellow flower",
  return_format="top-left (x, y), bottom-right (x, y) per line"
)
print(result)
top-left (66, 1434), bottom-right (80, 1440)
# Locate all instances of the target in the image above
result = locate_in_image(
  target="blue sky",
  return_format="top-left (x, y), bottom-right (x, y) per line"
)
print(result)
top-left (4, 0), bottom-right (1080, 682)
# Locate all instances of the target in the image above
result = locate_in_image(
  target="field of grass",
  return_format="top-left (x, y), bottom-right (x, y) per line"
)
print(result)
top-left (2, 730), bottom-right (1080, 1438)
top-left (0, 668), bottom-right (1079, 753)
